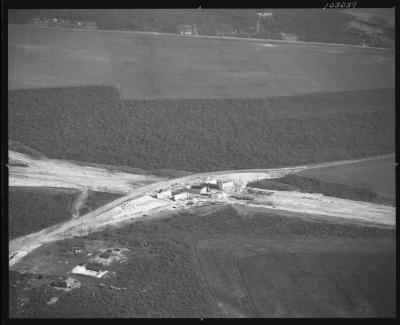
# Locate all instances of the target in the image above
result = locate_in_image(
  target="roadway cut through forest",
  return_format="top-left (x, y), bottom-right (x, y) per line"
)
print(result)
top-left (9, 152), bottom-right (395, 267)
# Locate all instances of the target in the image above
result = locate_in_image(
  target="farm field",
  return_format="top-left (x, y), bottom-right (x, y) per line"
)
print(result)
top-left (8, 24), bottom-right (394, 99)
top-left (298, 155), bottom-right (395, 199)
top-left (9, 206), bottom-right (395, 317)
top-left (9, 187), bottom-right (81, 240)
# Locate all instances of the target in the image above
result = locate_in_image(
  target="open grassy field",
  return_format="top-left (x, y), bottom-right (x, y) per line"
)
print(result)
top-left (238, 250), bottom-right (395, 317)
top-left (9, 205), bottom-right (395, 317)
top-left (8, 24), bottom-right (394, 99)
top-left (8, 25), bottom-right (113, 89)
top-left (9, 187), bottom-right (81, 239)
top-left (298, 155), bottom-right (395, 199)
top-left (248, 155), bottom-right (395, 206)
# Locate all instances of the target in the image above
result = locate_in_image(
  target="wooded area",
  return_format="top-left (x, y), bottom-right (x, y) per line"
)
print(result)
top-left (8, 86), bottom-right (395, 173)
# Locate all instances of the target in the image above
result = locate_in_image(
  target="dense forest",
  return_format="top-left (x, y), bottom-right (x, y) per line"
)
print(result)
top-left (8, 86), bottom-right (395, 173)
top-left (8, 9), bottom-right (394, 47)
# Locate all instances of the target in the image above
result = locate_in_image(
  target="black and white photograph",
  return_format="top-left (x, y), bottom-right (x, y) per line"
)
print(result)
top-left (3, 2), bottom-right (396, 319)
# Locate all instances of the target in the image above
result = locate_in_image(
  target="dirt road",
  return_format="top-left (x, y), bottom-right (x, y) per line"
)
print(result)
top-left (9, 150), bottom-right (166, 193)
top-left (8, 153), bottom-right (395, 267)
top-left (71, 189), bottom-right (89, 218)
top-left (233, 189), bottom-right (395, 226)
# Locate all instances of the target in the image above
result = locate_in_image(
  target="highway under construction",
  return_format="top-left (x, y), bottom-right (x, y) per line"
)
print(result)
top-left (9, 151), bottom-right (395, 268)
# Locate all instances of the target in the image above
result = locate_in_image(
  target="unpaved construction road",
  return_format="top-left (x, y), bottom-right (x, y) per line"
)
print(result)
top-left (9, 151), bottom-right (166, 193)
top-left (9, 152), bottom-right (395, 267)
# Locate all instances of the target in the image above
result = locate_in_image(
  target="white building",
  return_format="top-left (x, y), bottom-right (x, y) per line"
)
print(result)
top-left (71, 265), bottom-right (108, 278)
top-left (257, 12), bottom-right (273, 18)
top-left (206, 178), bottom-right (218, 185)
top-left (220, 180), bottom-right (234, 191)
top-left (173, 191), bottom-right (189, 201)
top-left (156, 189), bottom-right (172, 199)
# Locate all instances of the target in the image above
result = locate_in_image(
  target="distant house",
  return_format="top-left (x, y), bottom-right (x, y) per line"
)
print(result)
top-left (71, 247), bottom-right (84, 254)
top-left (257, 12), bottom-right (273, 18)
top-left (156, 189), bottom-right (172, 199)
top-left (179, 25), bottom-right (199, 36)
top-left (189, 184), bottom-right (210, 194)
top-left (282, 33), bottom-right (298, 41)
top-left (173, 191), bottom-right (189, 201)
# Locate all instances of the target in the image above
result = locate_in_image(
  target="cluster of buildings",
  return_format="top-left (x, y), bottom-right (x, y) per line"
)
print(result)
top-left (32, 17), bottom-right (98, 29)
top-left (155, 179), bottom-right (234, 202)
top-left (281, 33), bottom-right (299, 41)
top-left (178, 25), bottom-right (199, 36)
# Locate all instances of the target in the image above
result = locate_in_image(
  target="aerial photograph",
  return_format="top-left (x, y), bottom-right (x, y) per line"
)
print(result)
top-left (7, 7), bottom-right (395, 318)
